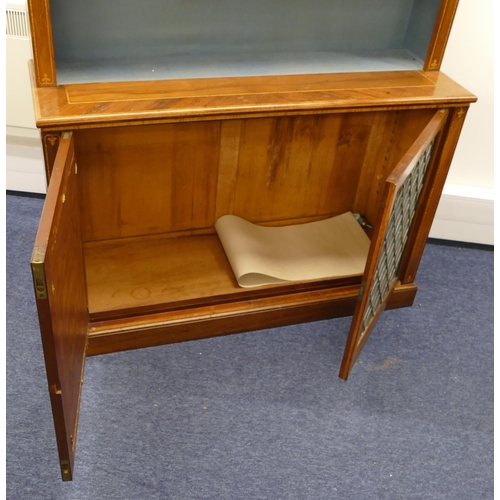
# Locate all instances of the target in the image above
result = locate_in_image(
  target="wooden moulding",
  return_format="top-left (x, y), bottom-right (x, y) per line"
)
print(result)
top-left (27, 0), bottom-right (57, 87)
top-left (424, 0), bottom-right (461, 71)
top-left (86, 282), bottom-right (418, 357)
top-left (83, 233), bottom-right (363, 321)
top-left (41, 130), bottom-right (62, 181)
top-left (31, 132), bottom-right (88, 480)
top-left (32, 70), bottom-right (476, 130)
top-left (399, 106), bottom-right (470, 284)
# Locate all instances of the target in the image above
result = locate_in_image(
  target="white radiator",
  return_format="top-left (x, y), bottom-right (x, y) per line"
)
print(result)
top-left (6, 1), bottom-right (46, 193)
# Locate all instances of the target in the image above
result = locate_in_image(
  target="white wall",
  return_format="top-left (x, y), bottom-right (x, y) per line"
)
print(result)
top-left (440, 0), bottom-right (494, 190)
top-left (428, 0), bottom-right (494, 244)
top-left (6, 1), bottom-right (46, 193)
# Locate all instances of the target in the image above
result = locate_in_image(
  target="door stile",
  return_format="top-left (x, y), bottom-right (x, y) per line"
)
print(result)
top-left (399, 106), bottom-right (470, 285)
top-left (31, 131), bottom-right (88, 480)
top-left (27, 0), bottom-right (57, 87)
top-left (339, 110), bottom-right (448, 380)
top-left (338, 182), bottom-right (399, 380)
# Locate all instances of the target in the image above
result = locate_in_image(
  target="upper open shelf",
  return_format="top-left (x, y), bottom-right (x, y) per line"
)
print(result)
top-left (43, 0), bottom-right (447, 86)
top-left (55, 50), bottom-right (423, 85)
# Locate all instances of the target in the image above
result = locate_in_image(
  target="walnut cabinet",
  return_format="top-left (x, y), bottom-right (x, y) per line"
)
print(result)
top-left (27, 0), bottom-right (476, 480)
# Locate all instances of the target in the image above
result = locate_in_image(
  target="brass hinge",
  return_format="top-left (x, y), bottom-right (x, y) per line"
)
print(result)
top-left (60, 460), bottom-right (72, 481)
top-left (31, 248), bottom-right (47, 299)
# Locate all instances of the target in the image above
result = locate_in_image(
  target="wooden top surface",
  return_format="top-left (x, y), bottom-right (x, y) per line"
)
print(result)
top-left (31, 67), bottom-right (476, 129)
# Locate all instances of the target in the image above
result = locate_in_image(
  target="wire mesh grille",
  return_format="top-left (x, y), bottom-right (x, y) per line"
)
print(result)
top-left (360, 141), bottom-right (434, 335)
top-left (6, 9), bottom-right (29, 38)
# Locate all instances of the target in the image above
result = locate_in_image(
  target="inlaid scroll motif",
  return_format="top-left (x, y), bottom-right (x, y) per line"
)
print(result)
top-left (428, 59), bottom-right (439, 70)
top-left (454, 108), bottom-right (466, 121)
top-left (45, 134), bottom-right (59, 147)
top-left (43, 132), bottom-right (62, 181)
top-left (41, 73), bottom-right (54, 85)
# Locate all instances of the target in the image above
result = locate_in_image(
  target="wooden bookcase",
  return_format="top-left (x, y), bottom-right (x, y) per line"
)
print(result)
top-left (27, 0), bottom-right (476, 480)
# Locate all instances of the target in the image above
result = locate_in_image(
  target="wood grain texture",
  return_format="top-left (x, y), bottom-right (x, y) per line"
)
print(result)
top-left (353, 108), bottom-right (438, 225)
top-left (76, 108), bottom-right (456, 245)
top-left (75, 122), bottom-right (221, 242)
top-left (31, 70), bottom-right (476, 129)
top-left (84, 232), bottom-right (365, 319)
top-left (339, 110), bottom-right (448, 380)
top-left (384, 110), bottom-right (449, 190)
top-left (27, 0), bottom-right (57, 87)
top-left (31, 132), bottom-right (88, 480)
top-left (215, 120), bottom-right (243, 220)
top-left (217, 114), bottom-right (357, 223)
top-left (41, 131), bottom-right (62, 181)
top-left (400, 106), bottom-right (469, 284)
top-left (85, 233), bottom-right (240, 315)
top-left (424, 0), bottom-right (461, 71)
top-left (86, 282), bottom-right (417, 357)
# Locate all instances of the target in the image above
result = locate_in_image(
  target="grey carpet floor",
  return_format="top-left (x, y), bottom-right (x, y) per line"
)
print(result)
top-left (6, 193), bottom-right (493, 500)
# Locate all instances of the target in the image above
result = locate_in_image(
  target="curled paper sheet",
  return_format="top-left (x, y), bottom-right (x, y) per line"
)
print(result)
top-left (215, 212), bottom-right (370, 288)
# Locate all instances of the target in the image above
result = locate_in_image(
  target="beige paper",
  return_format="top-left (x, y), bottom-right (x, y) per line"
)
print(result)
top-left (215, 212), bottom-right (370, 288)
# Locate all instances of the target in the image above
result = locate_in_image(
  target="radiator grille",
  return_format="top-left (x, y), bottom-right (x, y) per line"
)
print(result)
top-left (360, 141), bottom-right (434, 335)
top-left (6, 8), bottom-right (29, 38)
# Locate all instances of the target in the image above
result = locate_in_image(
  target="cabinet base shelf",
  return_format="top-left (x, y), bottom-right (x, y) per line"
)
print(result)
top-left (84, 231), bottom-right (366, 322)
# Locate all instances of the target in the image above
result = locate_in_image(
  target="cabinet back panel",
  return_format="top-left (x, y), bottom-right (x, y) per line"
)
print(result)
top-left (76, 122), bottom-right (221, 242)
top-left (76, 110), bottom-right (438, 243)
top-left (353, 108), bottom-right (438, 225)
top-left (215, 114), bottom-right (365, 223)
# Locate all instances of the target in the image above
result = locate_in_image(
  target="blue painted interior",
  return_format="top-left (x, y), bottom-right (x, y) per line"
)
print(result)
top-left (49, 0), bottom-right (441, 83)
top-left (404, 0), bottom-right (442, 61)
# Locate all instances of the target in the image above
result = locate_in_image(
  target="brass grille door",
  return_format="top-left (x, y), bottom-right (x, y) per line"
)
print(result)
top-left (31, 132), bottom-right (88, 480)
top-left (339, 110), bottom-right (448, 380)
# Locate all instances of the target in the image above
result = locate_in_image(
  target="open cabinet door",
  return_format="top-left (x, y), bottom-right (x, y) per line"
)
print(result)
top-left (339, 110), bottom-right (448, 380)
top-left (31, 132), bottom-right (88, 480)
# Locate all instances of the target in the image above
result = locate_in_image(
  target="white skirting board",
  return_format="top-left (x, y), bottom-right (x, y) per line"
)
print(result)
top-left (5, 140), bottom-right (493, 245)
top-left (6, 129), bottom-right (46, 194)
top-left (429, 184), bottom-right (494, 246)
